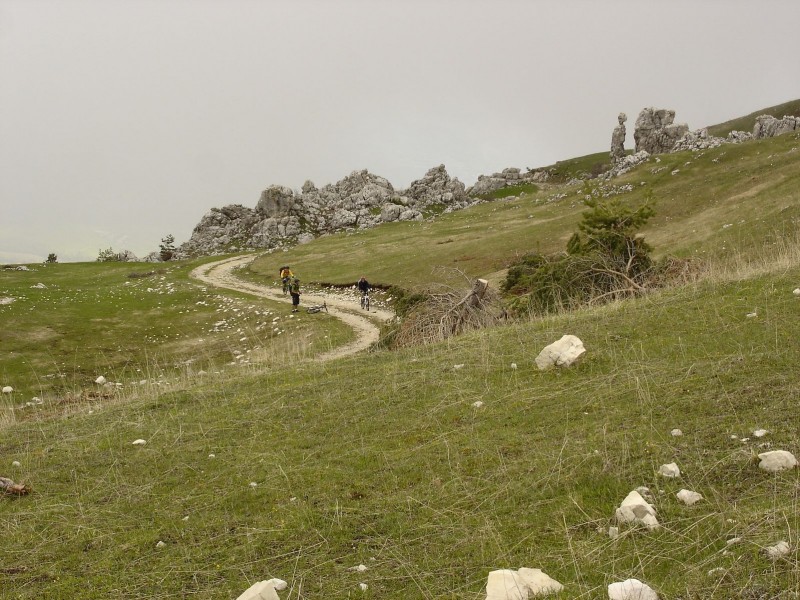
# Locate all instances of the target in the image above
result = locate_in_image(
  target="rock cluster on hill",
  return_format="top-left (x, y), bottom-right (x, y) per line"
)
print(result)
top-left (466, 167), bottom-right (550, 197)
top-left (180, 165), bottom-right (471, 256)
top-left (633, 108), bottom-right (689, 154)
top-left (753, 114), bottom-right (800, 139)
top-left (670, 127), bottom-right (753, 152)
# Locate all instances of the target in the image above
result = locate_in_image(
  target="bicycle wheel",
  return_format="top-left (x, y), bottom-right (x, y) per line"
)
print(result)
top-left (365, 296), bottom-right (370, 311)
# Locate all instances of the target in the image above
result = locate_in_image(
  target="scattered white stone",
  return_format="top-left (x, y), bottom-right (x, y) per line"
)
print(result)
top-left (670, 429), bottom-right (683, 437)
top-left (608, 526), bottom-right (619, 539)
top-left (615, 490), bottom-right (659, 530)
top-left (535, 335), bottom-right (586, 370)
top-left (453, 364), bottom-right (465, 370)
top-left (95, 375), bottom-right (107, 385)
top-left (249, 482), bottom-right (258, 488)
top-left (350, 564), bottom-right (368, 572)
top-left (156, 540), bottom-right (166, 548)
top-left (764, 540), bottom-right (791, 560)
top-left (707, 567), bottom-right (726, 576)
top-left (608, 578), bottom-right (659, 600)
top-left (359, 583), bottom-right (368, 591)
top-left (676, 489), bottom-right (703, 506)
top-left (758, 450), bottom-right (798, 472)
top-left (236, 580), bottom-right (281, 600)
top-left (753, 429), bottom-right (768, 438)
top-left (182, 516), bottom-right (189, 521)
top-left (472, 401), bottom-right (485, 408)
top-left (265, 579), bottom-right (287, 591)
top-left (2, 386), bottom-right (13, 394)
top-left (208, 454), bottom-right (216, 459)
top-left (31, 282), bottom-right (47, 289)
top-left (0, 297), bottom-right (16, 305)
top-left (793, 288), bottom-right (800, 296)
top-left (11, 460), bottom-right (21, 468)
top-left (726, 537), bottom-right (741, 546)
top-left (745, 312), bottom-right (757, 318)
top-left (658, 463), bottom-right (680, 478)
top-left (510, 363), bottom-right (517, 370)
top-left (485, 568), bottom-right (563, 600)
top-left (131, 439), bottom-right (147, 446)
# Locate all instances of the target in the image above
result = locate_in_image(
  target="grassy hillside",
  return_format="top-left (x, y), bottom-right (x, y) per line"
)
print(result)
top-left (247, 132), bottom-right (800, 290)
top-left (707, 98), bottom-right (800, 138)
top-left (2, 113), bottom-right (800, 599)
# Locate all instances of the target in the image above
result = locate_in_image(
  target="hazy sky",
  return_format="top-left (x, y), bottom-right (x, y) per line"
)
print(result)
top-left (2, 0), bottom-right (799, 263)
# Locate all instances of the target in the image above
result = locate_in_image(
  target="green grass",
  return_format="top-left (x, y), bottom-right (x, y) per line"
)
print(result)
top-left (0, 258), bottom-right (353, 417)
top-left (2, 267), bottom-right (799, 598)
top-left (475, 182), bottom-right (540, 201)
top-left (2, 114), bottom-right (800, 598)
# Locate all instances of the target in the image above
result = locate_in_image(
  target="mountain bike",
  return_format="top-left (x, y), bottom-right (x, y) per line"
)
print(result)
top-left (307, 301), bottom-right (328, 314)
top-left (360, 291), bottom-right (370, 311)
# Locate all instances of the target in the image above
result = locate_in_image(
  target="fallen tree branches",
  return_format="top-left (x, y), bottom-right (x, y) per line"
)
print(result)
top-left (1, 476), bottom-right (31, 496)
top-left (389, 270), bottom-right (503, 348)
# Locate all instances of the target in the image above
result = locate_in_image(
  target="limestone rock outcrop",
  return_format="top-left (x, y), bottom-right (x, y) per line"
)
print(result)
top-left (610, 112), bottom-right (627, 162)
top-left (753, 114), bottom-right (800, 139)
top-left (467, 167), bottom-right (549, 197)
top-left (633, 108), bottom-right (689, 154)
top-left (181, 165), bottom-right (477, 256)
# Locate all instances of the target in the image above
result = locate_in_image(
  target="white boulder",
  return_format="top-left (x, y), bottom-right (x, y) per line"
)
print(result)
top-left (764, 540), bottom-right (791, 560)
top-left (615, 490), bottom-right (659, 530)
top-left (485, 568), bottom-right (563, 599)
top-left (95, 376), bottom-right (107, 385)
top-left (658, 463), bottom-right (680, 478)
top-left (676, 489), bottom-right (703, 506)
top-left (131, 439), bottom-right (147, 446)
top-left (670, 429), bottom-right (682, 437)
top-left (535, 335), bottom-right (585, 370)
top-left (2, 386), bottom-right (13, 394)
top-left (758, 450), bottom-right (798, 472)
top-left (236, 580), bottom-right (281, 600)
top-left (608, 578), bottom-right (659, 600)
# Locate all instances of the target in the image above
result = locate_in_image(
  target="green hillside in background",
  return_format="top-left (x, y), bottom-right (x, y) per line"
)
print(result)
top-left (1, 100), bottom-right (799, 599)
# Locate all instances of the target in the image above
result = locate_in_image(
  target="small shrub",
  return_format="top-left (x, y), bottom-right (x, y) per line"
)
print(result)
top-left (45, 253), bottom-right (58, 264)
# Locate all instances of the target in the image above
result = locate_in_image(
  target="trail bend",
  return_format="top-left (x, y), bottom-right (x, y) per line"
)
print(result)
top-left (190, 255), bottom-right (394, 362)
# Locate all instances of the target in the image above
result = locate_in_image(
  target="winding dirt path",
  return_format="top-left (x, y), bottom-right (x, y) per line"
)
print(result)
top-left (190, 255), bottom-right (394, 361)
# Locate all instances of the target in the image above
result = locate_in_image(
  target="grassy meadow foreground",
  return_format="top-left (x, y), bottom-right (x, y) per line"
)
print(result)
top-left (2, 129), bottom-right (800, 599)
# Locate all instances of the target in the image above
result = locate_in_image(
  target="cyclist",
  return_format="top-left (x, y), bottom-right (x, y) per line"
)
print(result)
top-left (357, 276), bottom-right (370, 309)
top-left (280, 266), bottom-right (294, 295)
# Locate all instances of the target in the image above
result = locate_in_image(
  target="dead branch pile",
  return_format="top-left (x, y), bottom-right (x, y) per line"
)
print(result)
top-left (391, 272), bottom-right (504, 347)
top-left (1, 476), bottom-right (31, 496)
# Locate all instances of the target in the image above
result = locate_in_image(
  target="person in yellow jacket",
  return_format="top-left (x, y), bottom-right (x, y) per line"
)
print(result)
top-left (279, 266), bottom-right (294, 294)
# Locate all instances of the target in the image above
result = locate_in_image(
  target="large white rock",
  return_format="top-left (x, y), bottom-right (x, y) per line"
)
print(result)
top-left (236, 580), bottom-right (282, 600)
top-left (676, 489), bottom-right (703, 506)
top-left (535, 335), bottom-right (585, 370)
top-left (608, 578), bottom-right (659, 600)
top-left (765, 540), bottom-right (791, 560)
top-left (2, 386), bottom-right (13, 394)
top-left (758, 450), bottom-right (798, 472)
top-left (658, 463), bottom-right (680, 478)
top-left (95, 376), bottom-right (107, 385)
top-left (485, 568), bottom-right (563, 599)
top-left (517, 568), bottom-right (564, 596)
top-left (615, 490), bottom-right (659, 530)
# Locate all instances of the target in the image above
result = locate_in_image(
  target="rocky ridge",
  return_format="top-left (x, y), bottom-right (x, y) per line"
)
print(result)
top-left (181, 165), bottom-right (477, 256)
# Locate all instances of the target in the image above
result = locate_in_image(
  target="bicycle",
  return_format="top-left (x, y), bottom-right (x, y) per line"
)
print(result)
top-left (281, 277), bottom-right (290, 295)
top-left (307, 301), bottom-right (328, 314)
top-left (360, 291), bottom-right (370, 311)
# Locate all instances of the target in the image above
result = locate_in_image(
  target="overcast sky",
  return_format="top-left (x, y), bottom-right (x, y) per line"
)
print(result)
top-left (2, 0), bottom-right (799, 263)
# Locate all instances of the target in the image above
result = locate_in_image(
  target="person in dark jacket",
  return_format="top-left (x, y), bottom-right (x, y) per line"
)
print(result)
top-left (290, 277), bottom-right (301, 312)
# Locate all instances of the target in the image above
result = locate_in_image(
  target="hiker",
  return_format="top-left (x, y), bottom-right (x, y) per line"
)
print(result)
top-left (280, 266), bottom-right (294, 294)
top-left (290, 277), bottom-right (301, 312)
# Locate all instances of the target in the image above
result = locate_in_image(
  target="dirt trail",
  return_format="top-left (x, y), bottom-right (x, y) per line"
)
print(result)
top-left (190, 255), bottom-right (394, 361)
